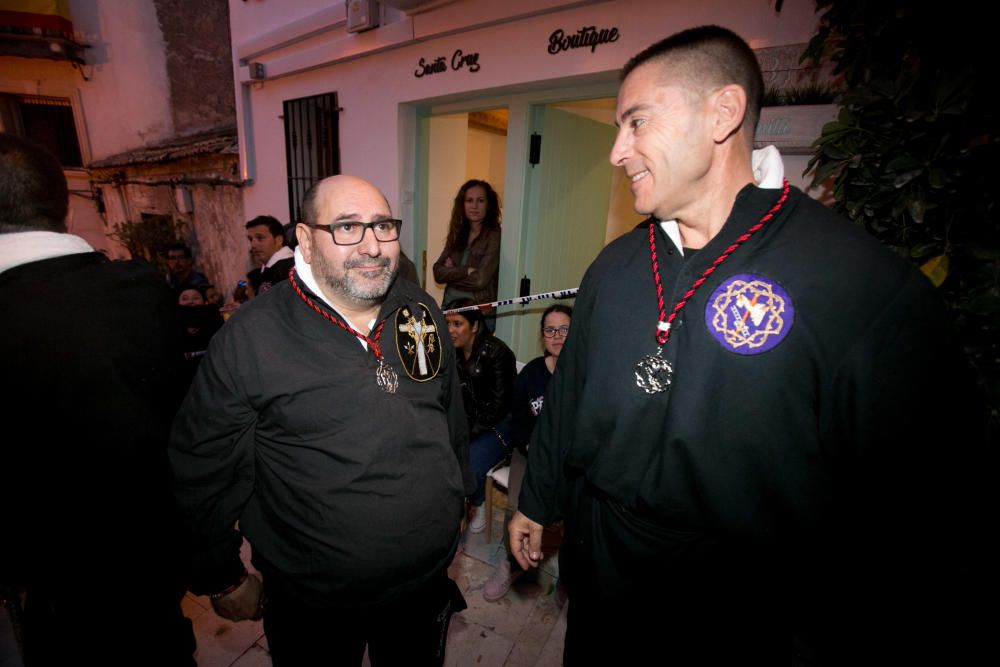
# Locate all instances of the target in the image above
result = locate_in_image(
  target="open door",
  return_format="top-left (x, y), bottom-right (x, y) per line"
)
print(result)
top-left (511, 104), bottom-right (618, 358)
top-left (421, 110), bottom-right (508, 305)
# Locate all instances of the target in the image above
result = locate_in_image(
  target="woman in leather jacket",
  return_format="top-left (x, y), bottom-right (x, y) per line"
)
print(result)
top-left (433, 180), bottom-right (501, 330)
top-left (444, 298), bottom-right (517, 534)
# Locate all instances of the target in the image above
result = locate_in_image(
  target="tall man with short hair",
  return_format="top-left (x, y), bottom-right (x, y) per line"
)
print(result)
top-left (510, 25), bottom-right (986, 664)
top-left (245, 214), bottom-right (294, 295)
top-left (170, 174), bottom-right (472, 666)
top-left (0, 133), bottom-right (196, 666)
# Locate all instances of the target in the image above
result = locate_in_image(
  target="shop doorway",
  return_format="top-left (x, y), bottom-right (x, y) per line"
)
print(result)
top-left (421, 108), bottom-right (508, 306)
top-left (413, 87), bottom-right (643, 361)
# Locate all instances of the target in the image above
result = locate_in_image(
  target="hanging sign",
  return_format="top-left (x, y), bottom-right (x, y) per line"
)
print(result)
top-left (414, 49), bottom-right (481, 78)
top-left (548, 26), bottom-right (619, 55)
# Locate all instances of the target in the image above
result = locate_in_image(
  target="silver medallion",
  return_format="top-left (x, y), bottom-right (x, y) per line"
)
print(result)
top-left (376, 359), bottom-right (399, 394)
top-left (635, 349), bottom-right (672, 394)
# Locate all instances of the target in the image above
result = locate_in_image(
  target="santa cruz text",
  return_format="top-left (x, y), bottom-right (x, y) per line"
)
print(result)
top-left (414, 49), bottom-right (481, 78)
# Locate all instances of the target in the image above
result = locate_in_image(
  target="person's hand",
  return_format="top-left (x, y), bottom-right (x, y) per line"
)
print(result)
top-left (210, 573), bottom-right (265, 622)
top-left (219, 301), bottom-right (241, 320)
top-left (509, 511), bottom-right (544, 570)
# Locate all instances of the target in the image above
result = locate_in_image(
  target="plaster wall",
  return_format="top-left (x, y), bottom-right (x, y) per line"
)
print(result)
top-left (466, 126), bottom-right (506, 198)
top-left (69, 0), bottom-right (175, 158)
top-left (230, 0), bottom-right (819, 236)
top-left (93, 153), bottom-right (246, 298)
top-left (65, 171), bottom-right (114, 254)
top-left (424, 113), bottom-right (467, 302)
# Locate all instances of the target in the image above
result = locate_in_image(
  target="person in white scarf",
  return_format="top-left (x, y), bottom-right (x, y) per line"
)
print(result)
top-left (0, 132), bottom-right (197, 666)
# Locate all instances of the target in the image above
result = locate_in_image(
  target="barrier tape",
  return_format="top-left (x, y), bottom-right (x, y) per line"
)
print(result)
top-left (442, 287), bottom-right (578, 314)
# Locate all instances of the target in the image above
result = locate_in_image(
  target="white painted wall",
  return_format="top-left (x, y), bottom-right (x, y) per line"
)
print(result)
top-left (420, 117), bottom-right (508, 303)
top-left (67, 0), bottom-right (175, 159)
top-left (424, 114), bottom-right (468, 303)
top-left (229, 0), bottom-right (820, 233)
top-left (466, 126), bottom-right (506, 202)
top-left (227, 0), bottom-right (823, 341)
top-left (0, 0), bottom-right (173, 159)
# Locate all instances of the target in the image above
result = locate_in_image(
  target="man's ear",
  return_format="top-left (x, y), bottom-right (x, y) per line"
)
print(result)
top-left (295, 224), bottom-right (313, 262)
top-left (711, 84), bottom-right (748, 144)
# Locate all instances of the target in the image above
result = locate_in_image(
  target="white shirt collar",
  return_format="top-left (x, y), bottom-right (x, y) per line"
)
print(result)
top-left (263, 244), bottom-right (294, 270)
top-left (0, 231), bottom-right (94, 275)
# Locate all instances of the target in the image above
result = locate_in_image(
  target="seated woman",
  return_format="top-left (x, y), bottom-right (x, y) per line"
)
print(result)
top-left (483, 303), bottom-right (573, 602)
top-left (433, 180), bottom-right (501, 326)
top-left (444, 298), bottom-right (517, 534)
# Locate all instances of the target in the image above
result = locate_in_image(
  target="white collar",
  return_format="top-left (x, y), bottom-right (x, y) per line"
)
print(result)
top-left (0, 231), bottom-right (94, 275)
top-left (659, 145), bottom-right (785, 255)
top-left (292, 247), bottom-right (374, 347)
top-left (751, 145), bottom-right (785, 189)
top-left (263, 244), bottom-right (294, 270)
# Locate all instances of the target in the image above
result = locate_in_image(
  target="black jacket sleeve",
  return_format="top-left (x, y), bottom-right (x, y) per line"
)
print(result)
top-left (168, 323), bottom-right (256, 595)
top-left (463, 336), bottom-right (517, 437)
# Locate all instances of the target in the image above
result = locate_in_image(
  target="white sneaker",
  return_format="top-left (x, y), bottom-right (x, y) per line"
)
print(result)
top-left (469, 503), bottom-right (487, 533)
top-left (484, 559), bottom-right (522, 601)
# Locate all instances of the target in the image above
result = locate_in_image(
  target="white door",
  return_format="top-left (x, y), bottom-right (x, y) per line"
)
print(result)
top-left (512, 105), bottom-right (618, 358)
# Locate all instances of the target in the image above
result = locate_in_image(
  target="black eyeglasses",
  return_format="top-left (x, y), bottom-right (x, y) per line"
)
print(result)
top-left (542, 325), bottom-right (570, 338)
top-left (307, 219), bottom-right (402, 246)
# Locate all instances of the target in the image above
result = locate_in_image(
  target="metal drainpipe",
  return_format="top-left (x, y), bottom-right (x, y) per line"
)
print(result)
top-left (238, 81), bottom-right (256, 185)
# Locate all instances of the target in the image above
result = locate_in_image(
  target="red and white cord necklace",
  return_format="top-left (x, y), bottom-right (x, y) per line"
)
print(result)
top-left (289, 270), bottom-right (399, 394)
top-left (635, 178), bottom-right (790, 393)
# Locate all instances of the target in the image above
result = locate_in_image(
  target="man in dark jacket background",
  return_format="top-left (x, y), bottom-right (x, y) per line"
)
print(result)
top-left (245, 214), bottom-right (294, 296)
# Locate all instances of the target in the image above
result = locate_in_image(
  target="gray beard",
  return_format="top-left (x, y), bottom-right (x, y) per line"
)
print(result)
top-left (313, 254), bottom-right (396, 305)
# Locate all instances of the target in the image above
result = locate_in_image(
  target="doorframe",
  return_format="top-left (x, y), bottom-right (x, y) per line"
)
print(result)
top-left (407, 77), bottom-right (619, 353)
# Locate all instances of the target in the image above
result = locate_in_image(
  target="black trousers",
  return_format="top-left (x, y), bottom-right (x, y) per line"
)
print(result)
top-left (262, 570), bottom-right (466, 667)
top-left (558, 480), bottom-right (791, 665)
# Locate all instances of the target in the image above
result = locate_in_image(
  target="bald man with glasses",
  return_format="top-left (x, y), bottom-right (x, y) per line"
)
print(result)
top-left (170, 175), bottom-right (473, 666)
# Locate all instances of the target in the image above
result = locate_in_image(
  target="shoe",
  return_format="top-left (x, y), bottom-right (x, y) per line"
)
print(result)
top-left (484, 559), bottom-right (523, 601)
top-left (469, 503), bottom-right (487, 533)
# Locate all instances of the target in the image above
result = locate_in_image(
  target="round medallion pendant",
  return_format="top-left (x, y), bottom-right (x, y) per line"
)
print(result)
top-left (634, 352), bottom-right (672, 394)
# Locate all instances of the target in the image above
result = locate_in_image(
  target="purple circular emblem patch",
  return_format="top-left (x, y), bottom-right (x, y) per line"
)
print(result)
top-left (704, 273), bottom-right (794, 355)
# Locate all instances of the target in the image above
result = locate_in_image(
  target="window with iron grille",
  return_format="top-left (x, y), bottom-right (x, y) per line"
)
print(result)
top-left (283, 92), bottom-right (341, 225)
top-left (0, 93), bottom-right (83, 167)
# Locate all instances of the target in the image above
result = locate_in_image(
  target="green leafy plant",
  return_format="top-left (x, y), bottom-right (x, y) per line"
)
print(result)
top-left (108, 214), bottom-right (186, 274)
top-left (804, 1), bottom-right (999, 424)
top-left (761, 83), bottom-right (837, 107)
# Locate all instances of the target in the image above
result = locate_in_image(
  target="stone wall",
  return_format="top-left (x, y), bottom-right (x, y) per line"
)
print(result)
top-left (92, 151), bottom-right (247, 300)
top-left (154, 0), bottom-right (236, 137)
